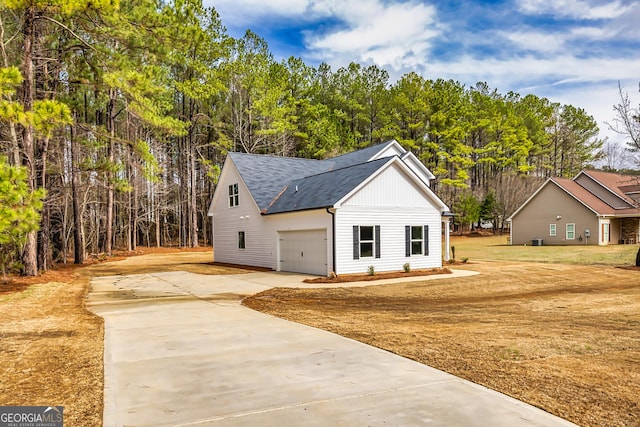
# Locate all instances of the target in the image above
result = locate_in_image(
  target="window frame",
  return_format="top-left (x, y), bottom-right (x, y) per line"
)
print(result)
top-left (405, 225), bottom-right (429, 257)
top-left (411, 226), bottom-right (423, 255)
top-left (228, 183), bottom-right (239, 207)
top-left (566, 223), bottom-right (575, 240)
top-left (549, 223), bottom-right (557, 237)
top-left (353, 225), bottom-right (380, 259)
top-left (359, 226), bottom-right (375, 258)
top-left (238, 231), bottom-right (246, 249)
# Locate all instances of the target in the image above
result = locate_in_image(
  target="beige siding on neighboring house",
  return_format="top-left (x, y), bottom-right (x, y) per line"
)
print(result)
top-left (511, 182), bottom-right (599, 245)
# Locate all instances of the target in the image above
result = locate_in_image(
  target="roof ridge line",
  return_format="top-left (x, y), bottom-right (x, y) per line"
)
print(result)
top-left (576, 171), bottom-right (635, 209)
top-left (294, 156), bottom-right (395, 181)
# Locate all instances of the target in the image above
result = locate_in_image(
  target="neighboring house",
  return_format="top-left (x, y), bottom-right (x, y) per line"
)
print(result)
top-left (207, 140), bottom-right (453, 276)
top-left (508, 170), bottom-right (640, 246)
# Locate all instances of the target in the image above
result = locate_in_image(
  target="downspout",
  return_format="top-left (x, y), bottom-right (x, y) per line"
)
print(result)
top-left (326, 208), bottom-right (336, 275)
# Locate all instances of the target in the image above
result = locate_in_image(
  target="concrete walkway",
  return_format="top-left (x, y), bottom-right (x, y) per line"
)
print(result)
top-left (88, 270), bottom-right (576, 427)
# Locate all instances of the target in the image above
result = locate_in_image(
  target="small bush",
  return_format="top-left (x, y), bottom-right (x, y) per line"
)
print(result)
top-left (403, 262), bottom-right (411, 273)
top-left (461, 257), bottom-right (469, 263)
top-left (367, 265), bottom-right (375, 276)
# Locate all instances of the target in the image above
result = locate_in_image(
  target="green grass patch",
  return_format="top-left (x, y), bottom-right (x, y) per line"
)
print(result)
top-left (449, 235), bottom-right (639, 266)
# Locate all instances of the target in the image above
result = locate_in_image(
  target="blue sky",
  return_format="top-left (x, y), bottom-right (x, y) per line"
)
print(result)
top-left (204, 0), bottom-right (640, 146)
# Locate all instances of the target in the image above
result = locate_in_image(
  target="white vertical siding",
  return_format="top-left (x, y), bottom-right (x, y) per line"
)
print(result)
top-left (343, 163), bottom-right (433, 207)
top-left (336, 164), bottom-right (443, 274)
top-left (335, 207), bottom-right (442, 274)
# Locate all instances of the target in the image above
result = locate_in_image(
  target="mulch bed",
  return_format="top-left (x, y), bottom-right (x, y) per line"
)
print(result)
top-left (304, 267), bottom-right (452, 283)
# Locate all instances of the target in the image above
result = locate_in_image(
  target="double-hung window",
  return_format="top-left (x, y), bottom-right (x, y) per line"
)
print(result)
top-left (353, 225), bottom-right (381, 259)
top-left (405, 225), bottom-right (429, 256)
top-left (228, 183), bottom-right (239, 207)
top-left (566, 223), bottom-right (575, 240)
top-left (549, 224), bottom-right (557, 237)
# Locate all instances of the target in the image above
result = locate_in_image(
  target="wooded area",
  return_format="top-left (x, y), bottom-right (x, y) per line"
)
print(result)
top-left (0, 0), bottom-right (635, 276)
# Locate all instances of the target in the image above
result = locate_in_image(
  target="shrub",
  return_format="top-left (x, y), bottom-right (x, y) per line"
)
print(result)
top-left (367, 265), bottom-right (375, 276)
top-left (403, 262), bottom-right (411, 273)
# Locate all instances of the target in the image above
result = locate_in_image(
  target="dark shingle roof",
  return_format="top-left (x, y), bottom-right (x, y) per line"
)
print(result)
top-left (265, 158), bottom-right (391, 214)
top-left (229, 141), bottom-right (401, 213)
top-left (328, 140), bottom-right (396, 169)
top-left (229, 152), bottom-right (328, 211)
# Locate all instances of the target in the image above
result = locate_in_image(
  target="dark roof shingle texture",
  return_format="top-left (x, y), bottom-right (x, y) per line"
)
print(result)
top-left (266, 158), bottom-right (390, 214)
top-left (229, 141), bottom-right (398, 213)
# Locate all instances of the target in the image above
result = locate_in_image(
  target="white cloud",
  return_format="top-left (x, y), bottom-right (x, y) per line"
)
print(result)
top-left (499, 31), bottom-right (567, 53)
top-left (425, 55), bottom-right (640, 91)
top-left (305, 1), bottom-right (439, 70)
top-left (517, 0), bottom-right (636, 20)
top-left (203, 0), bottom-right (315, 25)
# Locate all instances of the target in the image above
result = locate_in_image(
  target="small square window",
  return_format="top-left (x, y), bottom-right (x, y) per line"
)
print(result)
top-left (238, 231), bottom-right (245, 249)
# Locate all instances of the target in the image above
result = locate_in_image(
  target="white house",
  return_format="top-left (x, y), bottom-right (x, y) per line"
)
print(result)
top-left (207, 140), bottom-right (452, 276)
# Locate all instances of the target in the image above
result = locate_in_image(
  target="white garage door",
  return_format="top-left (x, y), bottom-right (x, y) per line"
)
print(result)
top-left (279, 229), bottom-right (327, 276)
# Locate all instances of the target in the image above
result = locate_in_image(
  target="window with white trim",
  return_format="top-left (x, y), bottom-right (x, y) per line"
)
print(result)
top-left (228, 183), bottom-right (239, 207)
top-left (549, 224), bottom-right (557, 237)
top-left (405, 225), bottom-right (430, 256)
top-left (353, 225), bottom-right (380, 259)
top-left (566, 223), bottom-right (575, 240)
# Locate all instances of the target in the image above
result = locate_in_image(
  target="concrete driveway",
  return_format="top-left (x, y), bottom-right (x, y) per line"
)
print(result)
top-left (88, 271), bottom-right (576, 427)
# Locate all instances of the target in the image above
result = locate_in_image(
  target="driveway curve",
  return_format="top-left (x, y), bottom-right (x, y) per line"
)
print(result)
top-left (88, 270), bottom-right (576, 427)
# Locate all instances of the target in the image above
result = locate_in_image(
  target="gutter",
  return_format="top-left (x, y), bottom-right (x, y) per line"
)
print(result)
top-left (326, 208), bottom-right (337, 276)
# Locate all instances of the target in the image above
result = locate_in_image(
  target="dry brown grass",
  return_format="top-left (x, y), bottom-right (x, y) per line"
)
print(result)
top-left (0, 246), bottom-right (248, 426)
top-left (244, 261), bottom-right (640, 427)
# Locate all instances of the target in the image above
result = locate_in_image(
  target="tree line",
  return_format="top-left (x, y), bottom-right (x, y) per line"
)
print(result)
top-left (0, 0), bottom-right (622, 276)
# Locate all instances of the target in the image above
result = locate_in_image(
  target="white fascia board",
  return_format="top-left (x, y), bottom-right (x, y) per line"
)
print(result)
top-left (368, 139), bottom-right (405, 161)
top-left (334, 156), bottom-right (450, 212)
top-left (400, 152), bottom-right (436, 180)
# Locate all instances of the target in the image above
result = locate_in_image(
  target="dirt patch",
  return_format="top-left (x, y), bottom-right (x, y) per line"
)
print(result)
top-left (0, 247), bottom-right (250, 427)
top-left (617, 265), bottom-right (640, 271)
top-left (0, 272), bottom-right (103, 426)
top-left (304, 268), bottom-right (451, 283)
top-left (244, 261), bottom-right (640, 427)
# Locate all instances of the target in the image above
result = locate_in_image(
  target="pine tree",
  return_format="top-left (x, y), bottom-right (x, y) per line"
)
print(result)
top-left (0, 156), bottom-right (44, 279)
